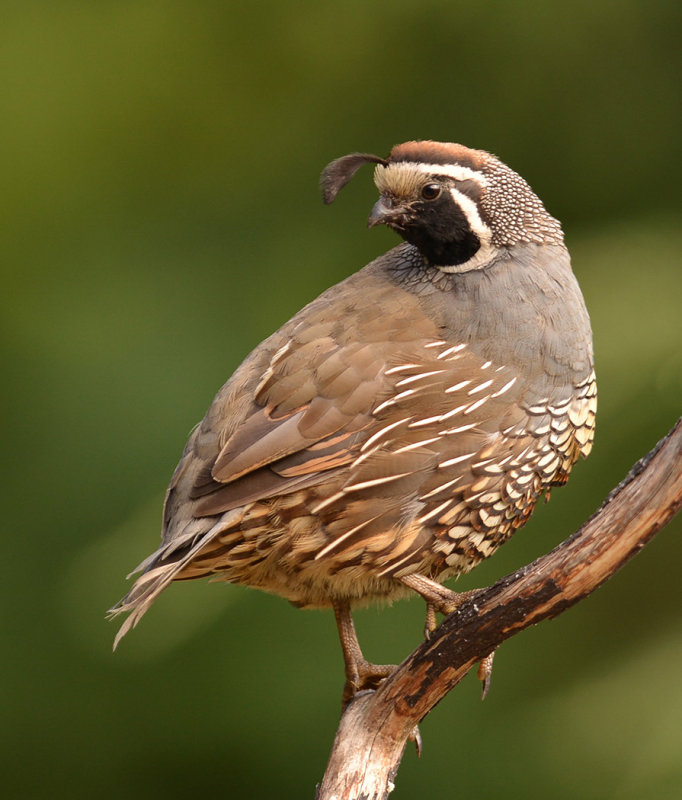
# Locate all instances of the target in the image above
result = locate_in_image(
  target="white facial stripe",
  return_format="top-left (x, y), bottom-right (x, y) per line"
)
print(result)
top-left (374, 161), bottom-right (488, 196)
top-left (448, 186), bottom-right (490, 241)
top-left (410, 162), bottom-right (489, 186)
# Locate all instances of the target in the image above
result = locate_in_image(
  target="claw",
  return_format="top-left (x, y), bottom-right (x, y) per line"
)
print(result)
top-left (424, 602), bottom-right (437, 639)
top-left (477, 650), bottom-right (496, 699)
top-left (409, 724), bottom-right (423, 757)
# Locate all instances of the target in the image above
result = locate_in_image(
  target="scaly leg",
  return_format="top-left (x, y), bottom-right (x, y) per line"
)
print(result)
top-left (332, 599), bottom-right (396, 705)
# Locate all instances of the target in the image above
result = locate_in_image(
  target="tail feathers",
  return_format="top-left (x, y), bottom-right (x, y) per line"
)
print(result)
top-left (108, 509), bottom-right (242, 649)
top-left (108, 561), bottom-right (182, 649)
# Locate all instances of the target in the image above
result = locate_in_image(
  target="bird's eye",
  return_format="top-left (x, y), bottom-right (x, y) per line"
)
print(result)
top-left (421, 183), bottom-right (442, 201)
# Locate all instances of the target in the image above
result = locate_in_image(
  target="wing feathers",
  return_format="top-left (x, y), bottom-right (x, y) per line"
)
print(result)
top-left (212, 411), bottom-right (307, 483)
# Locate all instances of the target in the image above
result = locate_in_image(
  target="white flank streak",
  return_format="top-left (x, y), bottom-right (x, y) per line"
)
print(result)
top-left (441, 422), bottom-right (477, 435)
top-left (314, 518), bottom-right (378, 560)
top-left (385, 363), bottom-right (421, 375)
top-left (424, 340), bottom-right (448, 349)
top-left (491, 377), bottom-right (517, 398)
top-left (310, 491), bottom-right (346, 515)
top-left (373, 389), bottom-right (417, 415)
top-left (373, 397), bottom-right (396, 414)
top-left (436, 343), bottom-right (467, 359)
top-left (351, 443), bottom-right (382, 469)
top-left (395, 370), bottom-right (444, 387)
top-left (344, 472), bottom-right (412, 492)
top-left (409, 413), bottom-right (445, 428)
top-left (393, 437), bottom-right (441, 454)
top-left (417, 499), bottom-right (454, 525)
top-left (439, 403), bottom-right (470, 420)
top-left (393, 389), bottom-right (417, 402)
top-left (360, 417), bottom-right (410, 451)
top-left (377, 550), bottom-right (420, 577)
top-left (481, 361), bottom-right (492, 370)
top-left (439, 452), bottom-right (476, 468)
top-left (419, 476), bottom-right (462, 499)
top-left (445, 380), bottom-right (472, 393)
top-left (463, 395), bottom-right (490, 415)
top-left (467, 379), bottom-right (494, 395)
top-left (478, 462), bottom-right (504, 474)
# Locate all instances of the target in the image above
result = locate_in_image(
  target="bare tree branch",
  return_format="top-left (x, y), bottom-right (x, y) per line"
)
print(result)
top-left (317, 417), bottom-right (682, 800)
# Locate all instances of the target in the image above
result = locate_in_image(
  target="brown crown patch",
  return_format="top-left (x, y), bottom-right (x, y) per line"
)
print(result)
top-left (389, 141), bottom-right (490, 170)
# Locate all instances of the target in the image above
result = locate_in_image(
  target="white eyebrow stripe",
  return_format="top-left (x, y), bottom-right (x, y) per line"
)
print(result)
top-left (409, 162), bottom-right (489, 185)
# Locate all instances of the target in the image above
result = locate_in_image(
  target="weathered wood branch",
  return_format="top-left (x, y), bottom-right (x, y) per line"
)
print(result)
top-left (317, 417), bottom-right (682, 800)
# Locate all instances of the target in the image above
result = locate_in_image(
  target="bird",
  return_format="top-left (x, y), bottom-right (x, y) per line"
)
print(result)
top-left (109, 140), bottom-right (596, 701)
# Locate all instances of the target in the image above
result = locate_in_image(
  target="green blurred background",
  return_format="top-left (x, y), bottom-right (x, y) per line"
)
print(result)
top-left (3, 1), bottom-right (681, 798)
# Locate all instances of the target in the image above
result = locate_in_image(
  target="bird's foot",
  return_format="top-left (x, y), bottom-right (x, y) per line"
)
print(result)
top-left (342, 658), bottom-right (397, 706)
top-left (400, 573), bottom-right (478, 635)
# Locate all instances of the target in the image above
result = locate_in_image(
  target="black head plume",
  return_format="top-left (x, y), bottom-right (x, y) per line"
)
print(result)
top-left (320, 152), bottom-right (388, 205)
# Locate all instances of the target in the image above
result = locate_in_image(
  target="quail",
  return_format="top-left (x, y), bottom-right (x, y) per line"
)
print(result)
top-left (110, 140), bottom-right (596, 700)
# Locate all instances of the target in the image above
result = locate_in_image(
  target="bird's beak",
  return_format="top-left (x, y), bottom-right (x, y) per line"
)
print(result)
top-left (368, 196), bottom-right (405, 229)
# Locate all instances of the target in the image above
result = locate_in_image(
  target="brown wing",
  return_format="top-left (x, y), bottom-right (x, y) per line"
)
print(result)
top-left (153, 265), bottom-right (439, 526)
top-left (189, 337), bottom-right (381, 517)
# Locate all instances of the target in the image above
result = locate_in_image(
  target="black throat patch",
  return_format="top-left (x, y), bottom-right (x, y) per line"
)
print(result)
top-left (398, 193), bottom-right (481, 267)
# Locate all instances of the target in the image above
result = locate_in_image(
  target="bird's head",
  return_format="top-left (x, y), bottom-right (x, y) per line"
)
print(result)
top-left (321, 140), bottom-right (563, 273)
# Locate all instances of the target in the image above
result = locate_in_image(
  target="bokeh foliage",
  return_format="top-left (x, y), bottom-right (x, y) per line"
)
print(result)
top-left (2, 2), bottom-right (681, 798)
